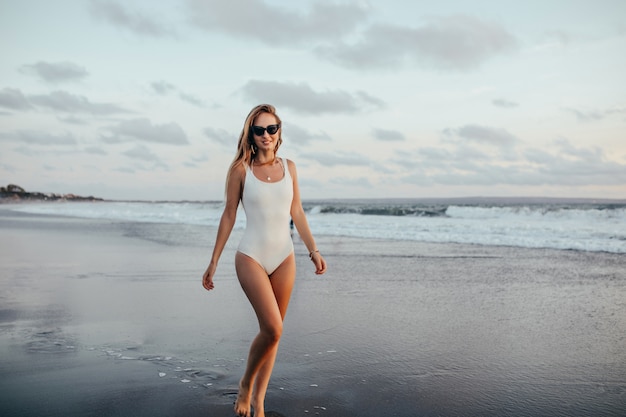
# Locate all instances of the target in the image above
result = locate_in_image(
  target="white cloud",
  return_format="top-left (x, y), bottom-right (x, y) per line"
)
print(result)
top-left (284, 124), bottom-right (332, 145)
top-left (151, 81), bottom-right (176, 95)
top-left (307, 151), bottom-right (372, 167)
top-left (392, 136), bottom-right (626, 188)
top-left (1, 130), bottom-right (77, 146)
top-left (523, 143), bottom-right (626, 185)
top-left (123, 144), bottom-right (161, 162)
top-left (121, 145), bottom-right (170, 171)
top-left (316, 15), bottom-right (519, 70)
top-left (28, 90), bottom-right (129, 115)
top-left (444, 124), bottom-right (519, 147)
top-left (330, 176), bottom-right (372, 188)
top-left (372, 128), bottom-right (405, 142)
top-left (492, 98), bottom-right (519, 108)
top-left (19, 61), bottom-right (89, 83)
top-left (101, 118), bottom-right (189, 145)
top-left (186, 2), bottom-right (517, 72)
top-left (178, 92), bottom-right (205, 108)
top-left (89, 0), bottom-right (175, 38)
top-left (0, 88), bottom-right (33, 111)
top-left (85, 146), bottom-right (107, 155)
top-left (240, 80), bottom-right (385, 115)
top-left (203, 127), bottom-right (233, 146)
top-left (149, 81), bottom-right (207, 108)
top-left (563, 106), bottom-right (626, 122)
top-left (186, 0), bottom-right (367, 45)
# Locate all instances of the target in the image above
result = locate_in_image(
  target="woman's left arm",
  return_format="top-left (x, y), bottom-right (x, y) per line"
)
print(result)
top-left (288, 159), bottom-right (327, 275)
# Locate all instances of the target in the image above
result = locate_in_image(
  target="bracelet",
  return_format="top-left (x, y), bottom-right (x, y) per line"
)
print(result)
top-left (309, 249), bottom-right (320, 259)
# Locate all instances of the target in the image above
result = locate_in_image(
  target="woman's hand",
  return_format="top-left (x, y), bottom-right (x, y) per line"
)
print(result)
top-left (202, 262), bottom-right (217, 291)
top-left (310, 252), bottom-right (327, 275)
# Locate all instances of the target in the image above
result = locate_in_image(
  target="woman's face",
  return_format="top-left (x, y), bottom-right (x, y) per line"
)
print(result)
top-left (251, 112), bottom-right (280, 153)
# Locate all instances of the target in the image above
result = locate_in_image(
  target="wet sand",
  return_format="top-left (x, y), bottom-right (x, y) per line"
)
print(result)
top-left (1, 208), bottom-right (625, 416)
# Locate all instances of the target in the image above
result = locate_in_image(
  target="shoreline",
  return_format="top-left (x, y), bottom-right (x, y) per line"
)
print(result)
top-left (0, 201), bottom-right (626, 254)
top-left (1, 210), bottom-right (625, 416)
top-left (3, 194), bottom-right (626, 205)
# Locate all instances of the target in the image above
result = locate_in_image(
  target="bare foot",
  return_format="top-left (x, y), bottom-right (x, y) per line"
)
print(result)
top-left (234, 381), bottom-right (252, 417)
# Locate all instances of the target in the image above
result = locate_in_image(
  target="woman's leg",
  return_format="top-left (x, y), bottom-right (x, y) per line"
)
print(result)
top-left (251, 253), bottom-right (296, 413)
top-left (234, 252), bottom-right (295, 417)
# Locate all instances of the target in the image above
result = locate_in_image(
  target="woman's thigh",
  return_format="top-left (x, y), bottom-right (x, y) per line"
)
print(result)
top-left (235, 252), bottom-right (294, 329)
top-left (268, 253), bottom-right (296, 320)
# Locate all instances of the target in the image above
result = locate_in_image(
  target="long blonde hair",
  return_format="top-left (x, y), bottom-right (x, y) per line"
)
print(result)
top-left (226, 104), bottom-right (283, 190)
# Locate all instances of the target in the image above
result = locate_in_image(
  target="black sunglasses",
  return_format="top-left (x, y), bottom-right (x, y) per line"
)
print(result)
top-left (252, 124), bottom-right (280, 136)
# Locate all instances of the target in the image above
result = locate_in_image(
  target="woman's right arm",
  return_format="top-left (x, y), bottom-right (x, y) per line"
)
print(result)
top-left (202, 165), bottom-right (244, 291)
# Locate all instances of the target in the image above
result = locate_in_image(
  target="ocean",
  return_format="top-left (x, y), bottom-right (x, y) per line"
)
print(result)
top-left (6, 197), bottom-right (626, 254)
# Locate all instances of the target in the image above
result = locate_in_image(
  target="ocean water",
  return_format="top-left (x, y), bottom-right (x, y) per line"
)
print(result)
top-left (6, 197), bottom-right (626, 253)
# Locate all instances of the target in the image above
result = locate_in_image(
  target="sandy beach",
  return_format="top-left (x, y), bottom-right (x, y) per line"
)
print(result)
top-left (1, 207), bottom-right (625, 417)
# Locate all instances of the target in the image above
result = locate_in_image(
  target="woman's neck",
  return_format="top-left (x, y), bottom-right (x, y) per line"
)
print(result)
top-left (253, 151), bottom-right (276, 165)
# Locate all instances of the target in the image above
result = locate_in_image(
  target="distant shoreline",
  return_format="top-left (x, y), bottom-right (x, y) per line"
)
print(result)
top-left (1, 182), bottom-right (624, 205)
top-left (0, 184), bottom-right (103, 203)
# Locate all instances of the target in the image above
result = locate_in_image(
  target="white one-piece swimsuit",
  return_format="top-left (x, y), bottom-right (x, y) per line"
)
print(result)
top-left (237, 158), bottom-right (294, 275)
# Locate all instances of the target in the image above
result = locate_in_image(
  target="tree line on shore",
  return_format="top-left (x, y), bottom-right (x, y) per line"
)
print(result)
top-left (0, 184), bottom-right (103, 202)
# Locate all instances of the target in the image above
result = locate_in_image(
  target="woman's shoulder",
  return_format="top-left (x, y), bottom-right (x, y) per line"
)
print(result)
top-left (283, 158), bottom-right (296, 168)
top-left (228, 161), bottom-right (247, 181)
top-left (283, 158), bottom-right (298, 180)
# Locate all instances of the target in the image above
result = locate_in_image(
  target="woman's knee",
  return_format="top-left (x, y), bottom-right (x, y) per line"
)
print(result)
top-left (261, 322), bottom-right (283, 343)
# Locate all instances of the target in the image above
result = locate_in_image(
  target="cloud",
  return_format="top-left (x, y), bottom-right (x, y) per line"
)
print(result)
top-left (522, 140), bottom-right (626, 185)
top-left (316, 15), bottom-right (519, 70)
top-left (101, 118), bottom-right (188, 145)
top-left (0, 88), bottom-right (34, 111)
top-left (1, 88), bottom-right (128, 116)
top-left (416, 146), bottom-right (490, 168)
top-left (203, 127), bottom-right (233, 146)
top-left (184, 153), bottom-right (209, 168)
top-left (283, 124), bottom-right (332, 145)
top-left (58, 115), bottom-right (89, 125)
top-left (186, 0), bottom-right (367, 45)
top-left (89, 0), bottom-right (175, 37)
top-left (151, 81), bottom-right (176, 95)
top-left (121, 145), bottom-right (170, 171)
top-left (372, 128), bottom-right (405, 141)
top-left (149, 80), bottom-right (206, 107)
top-left (393, 136), bottom-right (626, 188)
top-left (563, 106), bottom-right (626, 122)
top-left (240, 80), bottom-right (385, 115)
top-left (178, 92), bottom-right (205, 107)
top-left (0, 130), bottom-right (77, 146)
top-left (492, 98), bottom-right (519, 108)
top-left (186, 0), bottom-right (517, 72)
top-left (28, 90), bottom-right (129, 115)
top-left (307, 151), bottom-right (372, 167)
top-left (564, 108), bottom-right (603, 122)
top-left (330, 176), bottom-right (372, 188)
top-left (551, 138), bottom-right (602, 162)
top-left (122, 144), bottom-right (162, 162)
top-left (19, 61), bottom-right (89, 83)
top-left (444, 124), bottom-right (519, 147)
top-left (85, 146), bottom-right (107, 155)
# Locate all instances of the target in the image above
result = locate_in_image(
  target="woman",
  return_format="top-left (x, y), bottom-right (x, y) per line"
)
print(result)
top-left (202, 104), bottom-right (327, 417)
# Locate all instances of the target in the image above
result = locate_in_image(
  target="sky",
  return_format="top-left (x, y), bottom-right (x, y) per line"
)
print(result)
top-left (1, 0), bottom-right (625, 201)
